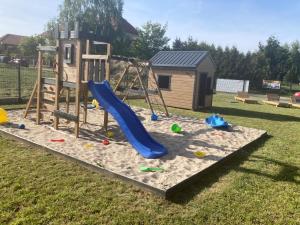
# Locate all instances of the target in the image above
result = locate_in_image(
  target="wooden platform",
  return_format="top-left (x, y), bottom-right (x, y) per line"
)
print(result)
top-left (290, 103), bottom-right (300, 109)
top-left (262, 100), bottom-right (290, 108)
top-left (234, 96), bottom-right (258, 104)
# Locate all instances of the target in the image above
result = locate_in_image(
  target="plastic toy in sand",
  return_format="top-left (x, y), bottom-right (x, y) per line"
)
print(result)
top-left (205, 114), bottom-right (229, 129)
top-left (106, 131), bottom-right (114, 138)
top-left (151, 113), bottom-right (158, 121)
top-left (194, 151), bottom-right (206, 158)
top-left (84, 143), bottom-right (94, 149)
top-left (92, 99), bottom-right (99, 109)
top-left (171, 123), bottom-right (182, 133)
top-left (102, 139), bottom-right (110, 145)
top-left (18, 124), bottom-right (25, 129)
top-left (140, 166), bottom-right (164, 172)
top-left (50, 139), bottom-right (65, 143)
top-left (0, 108), bottom-right (9, 124)
top-left (86, 103), bottom-right (96, 109)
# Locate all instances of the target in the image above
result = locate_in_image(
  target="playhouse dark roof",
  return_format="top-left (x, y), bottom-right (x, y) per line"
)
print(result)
top-left (150, 51), bottom-right (209, 69)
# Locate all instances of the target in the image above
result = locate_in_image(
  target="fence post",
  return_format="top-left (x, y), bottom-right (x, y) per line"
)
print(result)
top-left (17, 63), bottom-right (21, 103)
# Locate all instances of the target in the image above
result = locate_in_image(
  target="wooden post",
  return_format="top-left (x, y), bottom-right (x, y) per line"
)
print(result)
top-left (135, 66), bottom-right (154, 114)
top-left (103, 44), bottom-right (111, 132)
top-left (149, 67), bottom-right (169, 116)
top-left (75, 40), bottom-right (82, 137)
top-left (66, 88), bottom-right (70, 113)
top-left (24, 81), bottom-right (37, 118)
top-left (36, 51), bottom-right (43, 124)
top-left (83, 39), bottom-right (90, 123)
top-left (54, 39), bottom-right (62, 129)
top-left (122, 74), bottom-right (139, 101)
top-left (17, 63), bottom-right (21, 102)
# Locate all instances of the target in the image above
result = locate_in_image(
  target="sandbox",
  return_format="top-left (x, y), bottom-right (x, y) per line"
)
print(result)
top-left (0, 107), bottom-right (266, 198)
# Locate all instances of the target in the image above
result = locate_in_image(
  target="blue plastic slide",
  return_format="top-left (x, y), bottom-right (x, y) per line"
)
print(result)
top-left (205, 114), bottom-right (229, 128)
top-left (88, 80), bottom-right (168, 159)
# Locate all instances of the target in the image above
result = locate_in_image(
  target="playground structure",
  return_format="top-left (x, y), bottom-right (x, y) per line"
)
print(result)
top-left (24, 21), bottom-right (169, 141)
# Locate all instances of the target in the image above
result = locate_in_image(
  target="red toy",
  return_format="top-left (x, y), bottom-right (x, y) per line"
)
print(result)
top-left (102, 139), bottom-right (110, 145)
top-left (50, 139), bottom-right (65, 143)
top-left (294, 92), bottom-right (300, 98)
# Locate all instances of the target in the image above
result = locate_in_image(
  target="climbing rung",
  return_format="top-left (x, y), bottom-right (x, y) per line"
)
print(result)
top-left (53, 110), bottom-right (79, 122)
top-left (43, 93), bottom-right (56, 101)
top-left (42, 84), bottom-right (55, 92)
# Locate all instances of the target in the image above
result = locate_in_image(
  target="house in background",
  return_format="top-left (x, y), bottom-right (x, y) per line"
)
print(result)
top-left (149, 51), bottom-right (215, 110)
top-left (0, 34), bottom-right (27, 55)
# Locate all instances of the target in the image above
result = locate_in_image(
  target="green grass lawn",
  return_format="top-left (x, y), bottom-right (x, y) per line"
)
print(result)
top-left (1, 93), bottom-right (300, 225)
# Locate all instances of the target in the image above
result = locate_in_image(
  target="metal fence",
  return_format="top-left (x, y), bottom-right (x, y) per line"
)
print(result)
top-left (0, 63), bottom-right (54, 103)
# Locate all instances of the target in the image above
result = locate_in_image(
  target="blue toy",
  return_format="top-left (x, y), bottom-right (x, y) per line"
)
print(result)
top-left (151, 113), bottom-right (158, 121)
top-left (205, 114), bottom-right (229, 128)
top-left (18, 124), bottom-right (25, 129)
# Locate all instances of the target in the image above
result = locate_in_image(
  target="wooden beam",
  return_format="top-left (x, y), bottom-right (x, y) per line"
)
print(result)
top-left (149, 67), bottom-right (169, 117)
top-left (36, 51), bottom-right (43, 125)
top-left (54, 39), bottom-right (63, 130)
top-left (53, 110), bottom-right (79, 122)
top-left (103, 44), bottom-right (111, 132)
top-left (75, 40), bottom-right (82, 137)
top-left (113, 65), bottom-right (130, 92)
top-left (82, 54), bottom-right (108, 60)
top-left (83, 40), bottom-right (90, 123)
top-left (122, 74), bottom-right (139, 102)
top-left (135, 66), bottom-right (154, 115)
top-left (24, 81), bottom-right (37, 118)
top-left (37, 45), bottom-right (57, 52)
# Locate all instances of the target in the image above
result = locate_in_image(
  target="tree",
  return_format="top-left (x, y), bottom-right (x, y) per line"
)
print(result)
top-left (58, 0), bottom-right (124, 41)
top-left (172, 38), bottom-right (184, 50)
top-left (132, 22), bottom-right (170, 60)
top-left (18, 35), bottom-right (46, 58)
top-left (285, 41), bottom-right (300, 91)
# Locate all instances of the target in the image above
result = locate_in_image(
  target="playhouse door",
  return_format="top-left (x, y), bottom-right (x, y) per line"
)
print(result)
top-left (198, 73), bottom-right (208, 107)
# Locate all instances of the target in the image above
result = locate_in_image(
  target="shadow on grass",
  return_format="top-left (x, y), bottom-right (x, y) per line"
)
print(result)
top-left (238, 155), bottom-right (300, 185)
top-left (167, 134), bottom-right (270, 204)
top-left (202, 106), bottom-right (300, 122)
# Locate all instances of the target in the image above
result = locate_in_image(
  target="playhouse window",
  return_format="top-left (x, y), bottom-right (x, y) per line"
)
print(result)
top-left (64, 44), bottom-right (74, 64)
top-left (158, 75), bottom-right (171, 90)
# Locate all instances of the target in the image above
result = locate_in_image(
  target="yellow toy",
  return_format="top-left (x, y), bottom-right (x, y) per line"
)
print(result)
top-left (0, 108), bottom-right (8, 124)
top-left (106, 131), bottom-right (114, 138)
top-left (194, 151), bottom-right (206, 158)
top-left (92, 99), bottom-right (99, 109)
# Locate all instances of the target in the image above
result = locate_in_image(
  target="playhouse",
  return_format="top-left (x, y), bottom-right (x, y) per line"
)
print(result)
top-left (149, 51), bottom-right (215, 110)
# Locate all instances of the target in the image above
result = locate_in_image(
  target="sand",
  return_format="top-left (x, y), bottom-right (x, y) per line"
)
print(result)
top-left (0, 106), bottom-right (266, 191)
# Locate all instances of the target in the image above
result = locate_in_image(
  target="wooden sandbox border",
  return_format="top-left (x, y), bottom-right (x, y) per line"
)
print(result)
top-left (0, 127), bottom-right (267, 200)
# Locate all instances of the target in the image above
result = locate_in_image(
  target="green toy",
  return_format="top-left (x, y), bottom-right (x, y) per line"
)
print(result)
top-left (171, 123), bottom-right (182, 133)
top-left (140, 166), bottom-right (164, 172)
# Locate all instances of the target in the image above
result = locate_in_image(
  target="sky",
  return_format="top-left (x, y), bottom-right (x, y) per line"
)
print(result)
top-left (1, 0), bottom-right (300, 52)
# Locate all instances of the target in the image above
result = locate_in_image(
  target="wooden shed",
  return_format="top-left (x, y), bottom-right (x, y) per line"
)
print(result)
top-left (149, 51), bottom-right (215, 110)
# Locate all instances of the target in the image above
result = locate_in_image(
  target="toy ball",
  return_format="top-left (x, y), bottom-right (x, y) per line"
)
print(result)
top-left (18, 124), bottom-right (25, 129)
top-left (0, 108), bottom-right (9, 124)
top-left (151, 113), bottom-right (158, 121)
top-left (106, 131), bottom-right (114, 138)
top-left (171, 123), bottom-right (182, 133)
top-left (102, 139), bottom-right (110, 145)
